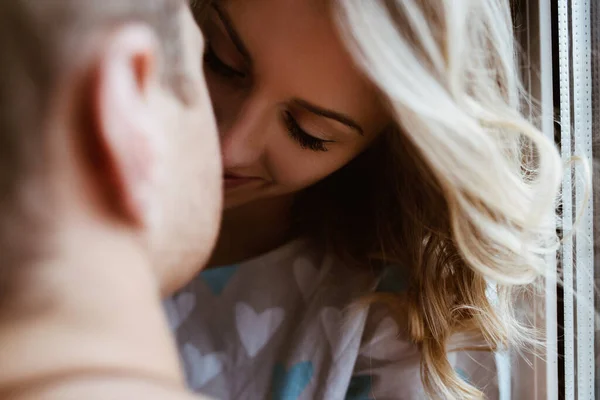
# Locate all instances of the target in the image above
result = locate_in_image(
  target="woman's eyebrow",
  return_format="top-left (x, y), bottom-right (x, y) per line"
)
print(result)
top-left (292, 99), bottom-right (364, 135)
top-left (212, 4), bottom-right (253, 66)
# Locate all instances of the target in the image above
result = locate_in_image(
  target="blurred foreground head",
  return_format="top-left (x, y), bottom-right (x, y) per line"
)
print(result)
top-left (0, 0), bottom-right (222, 300)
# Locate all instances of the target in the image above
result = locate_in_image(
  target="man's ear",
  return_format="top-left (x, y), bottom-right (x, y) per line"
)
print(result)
top-left (93, 24), bottom-right (163, 227)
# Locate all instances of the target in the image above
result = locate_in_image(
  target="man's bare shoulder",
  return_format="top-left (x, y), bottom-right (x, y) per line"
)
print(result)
top-left (9, 377), bottom-right (212, 400)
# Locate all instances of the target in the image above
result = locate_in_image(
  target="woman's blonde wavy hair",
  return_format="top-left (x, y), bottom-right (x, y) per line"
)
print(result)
top-left (191, 0), bottom-right (563, 398)
top-left (308, 0), bottom-right (562, 398)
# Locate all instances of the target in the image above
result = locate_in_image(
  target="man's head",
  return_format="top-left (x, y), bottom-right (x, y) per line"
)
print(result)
top-left (0, 0), bottom-right (221, 298)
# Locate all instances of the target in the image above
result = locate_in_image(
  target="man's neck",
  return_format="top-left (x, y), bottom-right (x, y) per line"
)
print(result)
top-left (0, 220), bottom-right (184, 393)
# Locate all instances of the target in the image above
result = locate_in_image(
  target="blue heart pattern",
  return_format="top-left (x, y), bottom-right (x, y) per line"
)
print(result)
top-left (271, 361), bottom-right (314, 400)
top-left (201, 265), bottom-right (239, 295)
top-left (345, 375), bottom-right (373, 400)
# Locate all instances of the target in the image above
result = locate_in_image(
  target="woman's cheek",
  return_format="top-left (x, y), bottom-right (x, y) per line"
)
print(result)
top-left (272, 152), bottom-right (350, 192)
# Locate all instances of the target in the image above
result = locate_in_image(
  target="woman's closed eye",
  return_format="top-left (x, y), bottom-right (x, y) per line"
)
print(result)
top-left (283, 111), bottom-right (334, 152)
top-left (204, 42), bottom-right (247, 80)
top-left (204, 41), bottom-right (335, 153)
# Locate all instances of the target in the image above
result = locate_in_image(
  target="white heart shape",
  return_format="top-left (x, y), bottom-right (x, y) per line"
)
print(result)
top-left (360, 317), bottom-right (411, 360)
top-left (235, 303), bottom-right (285, 358)
top-left (164, 292), bottom-right (196, 330)
top-left (293, 257), bottom-right (318, 301)
top-left (320, 307), bottom-right (359, 360)
top-left (183, 343), bottom-right (225, 389)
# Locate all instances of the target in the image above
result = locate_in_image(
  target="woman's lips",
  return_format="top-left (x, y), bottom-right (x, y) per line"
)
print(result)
top-left (223, 173), bottom-right (262, 190)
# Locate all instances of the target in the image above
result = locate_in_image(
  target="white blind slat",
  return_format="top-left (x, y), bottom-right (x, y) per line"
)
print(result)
top-left (557, 0), bottom-right (575, 398)
top-left (572, 0), bottom-right (595, 398)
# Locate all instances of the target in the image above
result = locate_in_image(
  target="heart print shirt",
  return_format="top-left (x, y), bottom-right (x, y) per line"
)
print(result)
top-left (164, 238), bottom-right (500, 399)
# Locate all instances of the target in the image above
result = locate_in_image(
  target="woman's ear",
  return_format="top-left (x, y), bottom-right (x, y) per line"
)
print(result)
top-left (92, 24), bottom-right (163, 227)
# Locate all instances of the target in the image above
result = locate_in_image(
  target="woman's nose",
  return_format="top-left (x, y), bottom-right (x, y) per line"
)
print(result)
top-left (219, 94), bottom-right (274, 169)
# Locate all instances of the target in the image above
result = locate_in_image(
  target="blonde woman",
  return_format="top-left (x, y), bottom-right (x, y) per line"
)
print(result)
top-left (167, 0), bottom-right (562, 398)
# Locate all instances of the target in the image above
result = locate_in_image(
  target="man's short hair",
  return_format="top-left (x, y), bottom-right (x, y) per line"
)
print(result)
top-left (0, 0), bottom-right (188, 309)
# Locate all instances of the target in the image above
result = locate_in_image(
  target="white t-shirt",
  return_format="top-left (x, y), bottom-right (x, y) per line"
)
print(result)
top-left (164, 239), bottom-right (499, 399)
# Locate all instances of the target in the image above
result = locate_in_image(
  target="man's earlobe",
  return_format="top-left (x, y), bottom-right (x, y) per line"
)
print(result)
top-left (93, 24), bottom-right (162, 228)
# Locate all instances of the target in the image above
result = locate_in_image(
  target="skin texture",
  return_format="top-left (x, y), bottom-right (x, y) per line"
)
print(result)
top-left (1, 5), bottom-right (218, 399)
top-left (138, 7), bottom-right (222, 295)
top-left (12, 378), bottom-right (207, 400)
top-left (199, 0), bottom-right (391, 265)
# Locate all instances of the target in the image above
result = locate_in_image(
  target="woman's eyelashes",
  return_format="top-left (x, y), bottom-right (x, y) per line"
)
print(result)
top-left (203, 42), bottom-right (333, 153)
top-left (283, 111), bottom-right (333, 152)
top-left (204, 43), bottom-right (247, 80)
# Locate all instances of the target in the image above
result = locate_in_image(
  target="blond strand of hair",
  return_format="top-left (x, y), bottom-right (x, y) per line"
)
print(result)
top-left (333, 0), bottom-right (562, 398)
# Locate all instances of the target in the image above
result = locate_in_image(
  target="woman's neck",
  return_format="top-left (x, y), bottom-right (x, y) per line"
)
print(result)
top-left (209, 195), bottom-right (295, 267)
